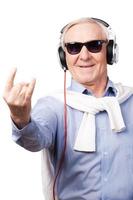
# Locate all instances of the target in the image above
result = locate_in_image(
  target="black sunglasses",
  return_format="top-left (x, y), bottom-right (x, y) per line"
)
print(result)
top-left (65, 40), bottom-right (107, 55)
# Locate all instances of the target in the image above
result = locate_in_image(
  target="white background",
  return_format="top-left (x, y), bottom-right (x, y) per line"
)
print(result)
top-left (0, 0), bottom-right (132, 199)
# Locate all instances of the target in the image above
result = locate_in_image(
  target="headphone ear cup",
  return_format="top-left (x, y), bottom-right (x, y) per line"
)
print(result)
top-left (107, 40), bottom-right (114, 65)
top-left (58, 46), bottom-right (68, 70)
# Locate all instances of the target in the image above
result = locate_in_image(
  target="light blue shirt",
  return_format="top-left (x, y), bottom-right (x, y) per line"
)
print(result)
top-left (12, 79), bottom-right (133, 200)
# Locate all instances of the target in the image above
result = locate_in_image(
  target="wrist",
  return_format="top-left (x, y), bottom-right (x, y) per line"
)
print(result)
top-left (11, 115), bottom-right (31, 129)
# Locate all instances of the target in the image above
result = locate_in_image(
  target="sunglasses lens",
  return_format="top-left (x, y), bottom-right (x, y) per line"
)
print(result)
top-left (86, 40), bottom-right (103, 53)
top-left (65, 43), bottom-right (82, 55)
top-left (65, 40), bottom-right (106, 55)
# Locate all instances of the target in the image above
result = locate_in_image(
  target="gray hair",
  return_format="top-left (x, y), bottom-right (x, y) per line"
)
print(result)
top-left (59, 17), bottom-right (112, 50)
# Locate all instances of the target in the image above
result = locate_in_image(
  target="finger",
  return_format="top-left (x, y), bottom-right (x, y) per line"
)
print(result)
top-left (11, 83), bottom-right (26, 96)
top-left (19, 84), bottom-right (28, 97)
top-left (5, 67), bottom-right (17, 92)
top-left (25, 78), bottom-right (36, 101)
top-left (4, 83), bottom-right (24, 104)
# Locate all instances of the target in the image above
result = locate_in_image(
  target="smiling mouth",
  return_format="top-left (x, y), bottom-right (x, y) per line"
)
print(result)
top-left (79, 64), bottom-right (95, 68)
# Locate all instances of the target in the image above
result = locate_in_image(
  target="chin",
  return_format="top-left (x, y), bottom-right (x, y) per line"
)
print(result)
top-left (76, 75), bottom-right (94, 85)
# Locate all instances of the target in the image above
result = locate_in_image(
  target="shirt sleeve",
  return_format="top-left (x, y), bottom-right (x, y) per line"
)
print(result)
top-left (12, 96), bottom-right (58, 152)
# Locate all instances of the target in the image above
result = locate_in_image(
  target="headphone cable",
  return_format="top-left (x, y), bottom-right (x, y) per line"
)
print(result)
top-left (53, 68), bottom-right (68, 200)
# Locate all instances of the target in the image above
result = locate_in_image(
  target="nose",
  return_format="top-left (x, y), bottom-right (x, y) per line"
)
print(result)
top-left (79, 46), bottom-right (92, 61)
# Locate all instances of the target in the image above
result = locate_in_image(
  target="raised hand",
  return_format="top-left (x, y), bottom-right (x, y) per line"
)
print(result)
top-left (3, 68), bottom-right (36, 128)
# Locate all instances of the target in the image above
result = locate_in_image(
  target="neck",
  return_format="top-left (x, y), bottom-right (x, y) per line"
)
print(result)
top-left (83, 77), bottom-right (108, 97)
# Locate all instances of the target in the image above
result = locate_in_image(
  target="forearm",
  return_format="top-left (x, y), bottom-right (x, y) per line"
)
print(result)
top-left (12, 118), bottom-right (54, 152)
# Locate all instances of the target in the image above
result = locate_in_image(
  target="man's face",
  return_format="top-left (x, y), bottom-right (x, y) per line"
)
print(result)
top-left (64, 22), bottom-right (108, 89)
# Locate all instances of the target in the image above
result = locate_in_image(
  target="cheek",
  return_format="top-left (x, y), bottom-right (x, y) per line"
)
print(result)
top-left (95, 51), bottom-right (107, 66)
top-left (66, 55), bottom-right (77, 69)
top-left (100, 49), bottom-right (107, 63)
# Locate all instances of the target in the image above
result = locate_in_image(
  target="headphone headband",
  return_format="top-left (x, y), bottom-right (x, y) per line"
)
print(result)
top-left (91, 17), bottom-right (110, 27)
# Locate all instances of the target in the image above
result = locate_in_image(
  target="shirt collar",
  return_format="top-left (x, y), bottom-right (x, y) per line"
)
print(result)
top-left (103, 79), bottom-right (117, 97)
top-left (68, 78), bottom-right (117, 97)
